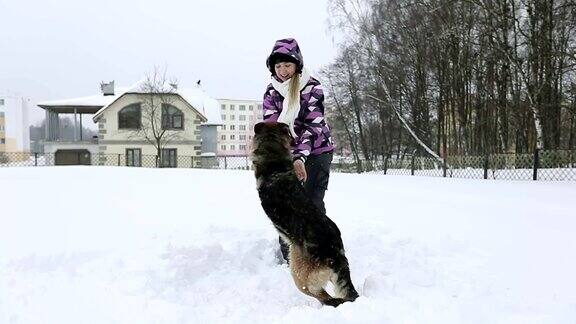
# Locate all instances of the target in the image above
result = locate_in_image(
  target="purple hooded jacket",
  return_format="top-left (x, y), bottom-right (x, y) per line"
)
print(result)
top-left (263, 38), bottom-right (335, 162)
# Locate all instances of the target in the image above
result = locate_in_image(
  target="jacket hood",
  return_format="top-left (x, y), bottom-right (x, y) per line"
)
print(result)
top-left (266, 38), bottom-right (304, 75)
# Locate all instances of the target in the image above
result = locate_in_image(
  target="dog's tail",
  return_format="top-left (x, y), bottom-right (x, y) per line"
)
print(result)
top-left (309, 290), bottom-right (348, 307)
top-left (331, 256), bottom-right (360, 302)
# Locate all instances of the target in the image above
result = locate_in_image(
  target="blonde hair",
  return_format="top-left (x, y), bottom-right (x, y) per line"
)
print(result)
top-left (288, 72), bottom-right (301, 104)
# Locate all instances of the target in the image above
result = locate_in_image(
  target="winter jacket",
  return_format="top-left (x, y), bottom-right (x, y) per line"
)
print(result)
top-left (263, 38), bottom-right (335, 162)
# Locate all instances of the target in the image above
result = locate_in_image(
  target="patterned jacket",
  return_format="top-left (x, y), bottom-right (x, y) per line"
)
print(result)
top-left (263, 38), bottom-right (334, 162)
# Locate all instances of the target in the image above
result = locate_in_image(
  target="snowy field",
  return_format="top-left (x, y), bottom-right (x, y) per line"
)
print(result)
top-left (1, 167), bottom-right (575, 323)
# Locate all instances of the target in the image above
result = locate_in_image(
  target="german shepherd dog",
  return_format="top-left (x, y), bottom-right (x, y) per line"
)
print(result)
top-left (252, 122), bottom-right (359, 307)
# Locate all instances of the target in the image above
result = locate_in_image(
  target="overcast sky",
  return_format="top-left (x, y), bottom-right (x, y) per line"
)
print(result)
top-left (0, 0), bottom-right (340, 125)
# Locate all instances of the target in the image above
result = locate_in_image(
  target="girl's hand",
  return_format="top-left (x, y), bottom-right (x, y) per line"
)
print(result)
top-left (294, 160), bottom-right (307, 182)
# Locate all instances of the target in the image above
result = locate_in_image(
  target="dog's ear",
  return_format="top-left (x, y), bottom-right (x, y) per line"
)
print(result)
top-left (254, 122), bottom-right (266, 135)
top-left (277, 122), bottom-right (290, 135)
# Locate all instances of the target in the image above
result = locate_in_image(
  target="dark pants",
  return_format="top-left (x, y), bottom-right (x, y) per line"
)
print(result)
top-left (279, 152), bottom-right (333, 262)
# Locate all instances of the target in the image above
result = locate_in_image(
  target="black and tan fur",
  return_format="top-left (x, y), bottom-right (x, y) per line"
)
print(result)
top-left (252, 122), bottom-right (359, 307)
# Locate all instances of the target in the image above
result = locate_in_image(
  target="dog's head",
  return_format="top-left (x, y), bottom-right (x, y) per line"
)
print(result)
top-left (252, 121), bottom-right (291, 151)
top-left (251, 121), bottom-right (292, 165)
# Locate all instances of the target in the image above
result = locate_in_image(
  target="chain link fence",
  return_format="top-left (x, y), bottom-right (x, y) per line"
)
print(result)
top-left (1, 149), bottom-right (574, 181)
top-left (0, 151), bottom-right (253, 170)
top-left (332, 149), bottom-right (575, 181)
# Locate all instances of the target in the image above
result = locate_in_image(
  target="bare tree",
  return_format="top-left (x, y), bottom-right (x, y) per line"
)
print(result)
top-left (322, 66), bottom-right (365, 171)
top-left (128, 67), bottom-right (182, 166)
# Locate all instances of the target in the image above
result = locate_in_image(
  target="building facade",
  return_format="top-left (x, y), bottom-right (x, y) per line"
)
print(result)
top-left (0, 94), bottom-right (30, 153)
top-left (93, 92), bottom-right (207, 167)
top-left (216, 98), bottom-right (263, 156)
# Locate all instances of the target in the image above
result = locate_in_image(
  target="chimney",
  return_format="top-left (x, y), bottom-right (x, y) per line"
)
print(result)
top-left (101, 81), bottom-right (115, 96)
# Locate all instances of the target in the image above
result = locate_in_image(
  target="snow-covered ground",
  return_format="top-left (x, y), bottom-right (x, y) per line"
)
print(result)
top-left (1, 167), bottom-right (575, 323)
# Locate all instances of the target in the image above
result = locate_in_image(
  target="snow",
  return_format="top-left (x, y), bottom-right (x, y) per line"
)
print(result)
top-left (1, 167), bottom-right (575, 323)
top-left (179, 88), bottom-right (223, 126)
top-left (37, 86), bottom-right (134, 108)
top-left (37, 94), bottom-right (118, 108)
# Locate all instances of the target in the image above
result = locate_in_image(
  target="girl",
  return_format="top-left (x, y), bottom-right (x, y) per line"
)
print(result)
top-left (263, 38), bottom-right (335, 262)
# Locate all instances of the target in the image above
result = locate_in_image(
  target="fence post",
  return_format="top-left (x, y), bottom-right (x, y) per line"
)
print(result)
top-left (191, 156), bottom-right (194, 168)
top-left (34, 153), bottom-right (38, 166)
top-left (117, 154), bottom-right (121, 166)
top-left (442, 157), bottom-right (447, 177)
top-left (224, 156), bottom-right (228, 169)
top-left (533, 148), bottom-right (540, 181)
top-left (384, 154), bottom-right (389, 175)
top-left (483, 154), bottom-right (489, 180)
top-left (411, 154), bottom-right (416, 176)
top-left (245, 156), bottom-right (249, 170)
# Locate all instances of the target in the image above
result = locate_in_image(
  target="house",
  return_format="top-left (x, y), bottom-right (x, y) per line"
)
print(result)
top-left (216, 98), bottom-right (263, 156)
top-left (37, 80), bottom-right (222, 167)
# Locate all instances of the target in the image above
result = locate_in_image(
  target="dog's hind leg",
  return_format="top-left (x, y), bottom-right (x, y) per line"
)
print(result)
top-left (289, 245), bottom-right (347, 307)
top-left (293, 270), bottom-right (347, 307)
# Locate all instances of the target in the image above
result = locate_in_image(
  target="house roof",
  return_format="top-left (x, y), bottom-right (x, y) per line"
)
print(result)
top-left (179, 88), bottom-right (222, 126)
top-left (37, 94), bottom-right (119, 114)
top-left (37, 81), bottom-right (223, 125)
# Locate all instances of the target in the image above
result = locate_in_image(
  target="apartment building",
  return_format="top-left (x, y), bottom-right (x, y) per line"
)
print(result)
top-left (216, 99), bottom-right (263, 156)
top-left (0, 94), bottom-right (30, 153)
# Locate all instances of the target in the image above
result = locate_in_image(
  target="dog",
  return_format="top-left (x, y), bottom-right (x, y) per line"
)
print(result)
top-left (252, 121), bottom-right (359, 307)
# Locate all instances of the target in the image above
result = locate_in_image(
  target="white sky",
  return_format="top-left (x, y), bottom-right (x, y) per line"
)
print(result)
top-left (0, 0), bottom-right (340, 125)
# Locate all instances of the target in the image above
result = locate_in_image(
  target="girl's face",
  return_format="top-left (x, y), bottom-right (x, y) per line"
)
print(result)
top-left (274, 62), bottom-right (297, 82)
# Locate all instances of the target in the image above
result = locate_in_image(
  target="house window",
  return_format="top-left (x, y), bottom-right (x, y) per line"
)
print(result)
top-left (161, 148), bottom-right (177, 168)
top-left (221, 114), bottom-right (226, 120)
top-left (239, 105), bottom-right (246, 111)
top-left (230, 145), bottom-right (235, 150)
top-left (221, 125), bottom-right (226, 130)
top-left (118, 104), bottom-right (141, 129)
top-left (126, 148), bottom-right (142, 167)
top-left (0, 138), bottom-right (5, 144)
top-left (240, 144), bottom-right (246, 150)
top-left (0, 99), bottom-right (4, 105)
top-left (0, 112), bottom-right (4, 117)
top-left (249, 116), bottom-right (253, 121)
top-left (230, 115), bottom-right (235, 121)
top-left (239, 115), bottom-right (246, 121)
top-left (162, 104), bottom-right (184, 130)
top-left (221, 145), bottom-right (226, 150)
top-left (221, 104), bottom-right (226, 110)
top-left (239, 135), bottom-right (246, 140)
top-left (221, 134), bottom-right (226, 140)
top-left (230, 134), bottom-right (235, 140)
top-left (230, 105), bottom-right (235, 111)
top-left (239, 125), bottom-right (246, 131)
top-left (257, 104), bottom-right (263, 111)
top-left (249, 105), bottom-right (253, 111)
top-left (230, 125), bottom-right (235, 130)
